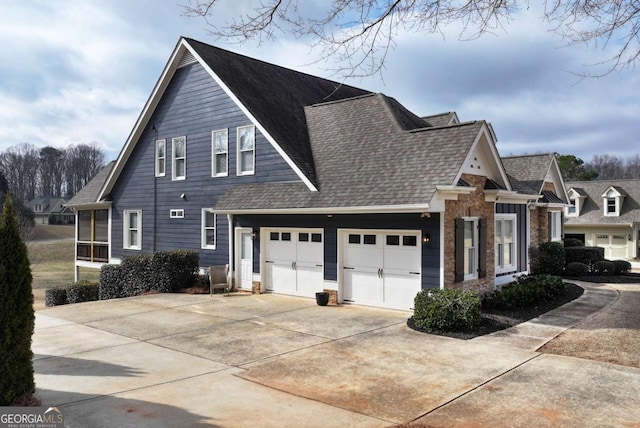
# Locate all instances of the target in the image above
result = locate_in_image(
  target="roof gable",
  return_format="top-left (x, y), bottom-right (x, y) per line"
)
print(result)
top-left (502, 153), bottom-right (568, 202)
top-left (564, 179), bottom-right (640, 224)
top-left (456, 124), bottom-right (511, 191)
top-left (99, 37), bottom-right (371, 201)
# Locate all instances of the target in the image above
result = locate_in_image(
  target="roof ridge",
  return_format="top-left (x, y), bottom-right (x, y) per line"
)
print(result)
top-left (306, 92), bottom-right (378, 108)
top-left (408, 120), bottom-right (480, 134)
top-left (502, 153), bottom-right (554, 159)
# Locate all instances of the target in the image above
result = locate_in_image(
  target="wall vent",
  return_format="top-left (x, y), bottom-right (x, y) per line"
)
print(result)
top-left (177, 50), bottom-right (197, 68)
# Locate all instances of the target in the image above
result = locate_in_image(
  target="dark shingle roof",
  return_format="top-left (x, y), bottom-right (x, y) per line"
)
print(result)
top-left (186, 38), bottom-right (372, 187)
top-left (540, 190), bottom-right (563, 204)
top-left (66, 162), bottom-right (115, 207)
top-left (502, 153), bottom-right (555, 193)
top-left (26, 197), bottom-right (68, 214)
top-left (215, 94), bottom-right (484, 210)
top-left (565, 179), bottom-right (640, 225)
top-left (383, 96), bottom-right (430, 130)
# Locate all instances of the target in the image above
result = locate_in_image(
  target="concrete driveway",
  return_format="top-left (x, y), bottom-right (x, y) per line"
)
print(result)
top-left (34, 283), bottom-right (640, 427)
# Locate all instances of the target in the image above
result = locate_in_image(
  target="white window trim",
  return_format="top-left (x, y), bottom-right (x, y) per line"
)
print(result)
top-left (495, 214), bottom-right (517, 274)
top-left (566, 198), bottom-right (578, 217)
top-left (123, 210), bottom-right (142, 250)
top-left (201, 208), bottom-right (216, 249)
top-left (463, 217), bottom-right (478, 281)
top-left (172, 136), bottom-right (186, 181)
top-left (237, 125), bottom-right (255, 176)
top-left (211, 129), bottom-right (229, 177)
top-left (604, 196), bottom-right (620, 217)
top-left (155, 139), bottom-right (166, 177)
top-left (169, 209), bottom-right (184, 219)
top-left (550, 211), bottom-right (562, 241)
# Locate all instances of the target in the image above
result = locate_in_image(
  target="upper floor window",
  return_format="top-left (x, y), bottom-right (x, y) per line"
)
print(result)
top-left (567, 199), bottom-right (576, 216)
top-left (212, 129), bottom-right (228, 177)
top-left (155, 139), bottom-right (166, 177)
top-left (172, 136), bottom-right (186, 180)
top-left (602, 187), bottom-right (624, 217)
top-left (123, 210), bottom-right (142, 250)
top-left (237, 125), bottom-right (255, 175)
top-left (606, 197), bottom-right (616, 214)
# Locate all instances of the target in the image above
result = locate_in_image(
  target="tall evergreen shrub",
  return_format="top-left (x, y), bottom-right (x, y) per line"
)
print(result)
top-left (0, 194), bottom-right (35, 405)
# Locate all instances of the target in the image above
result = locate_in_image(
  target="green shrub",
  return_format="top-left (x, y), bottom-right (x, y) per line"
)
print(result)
top-left (45, 287), bottom-right (67, 307)
top-left (47, 214), bottom-right (57, 225)
top-left (99, 264), bottom-right (125, 300)
top-left (483, 275), bottom-right (564, 310)
top-left (593, 260), bottom-right (615, 276)
top-left (563, 238), bottom-right (584, 247)
top-left (121, 254), bottom-right (153, 296)
top-left (151, 250), bottom-right (199, 293)
top-left (530, 242), bottom-right (565, 275)
top-left (413, 288), bottom-right (481, 332)
top-left (612, 260), bottom-right (632, 275)
top-left (66, 281), bottom-right (99, 304)
top-left (564, 246), bottom-right (605, 267)
top-left (566, 262), bottom-right (589, 277)
top-left (0, 195), bottom-right (35, 405)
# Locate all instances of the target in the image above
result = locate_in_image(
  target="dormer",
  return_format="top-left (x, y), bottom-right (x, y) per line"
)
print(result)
top-left (566, 188), bottom-right (587, 217)
top-left (601, 186), bottom-right (626, 217)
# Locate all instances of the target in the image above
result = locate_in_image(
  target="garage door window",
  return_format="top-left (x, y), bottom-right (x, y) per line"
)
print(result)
top-left (363, 234), bottom-right (376, 245)
top-left (386, 235), bottom-right (400, 246)
top-left (403, 236), bottom-right (417, 246)
top-left (311, 233), bottom-right (322, 242)
top-left (270, 232), bottom-right (279, 241)
top-left (348, 234), bottom-right (361, 244)
top-left (281, 232), bottom-right (291, 241)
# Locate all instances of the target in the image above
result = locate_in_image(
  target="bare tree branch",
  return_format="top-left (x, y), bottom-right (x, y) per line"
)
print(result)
top-left (182, 0), bottom-right (640, 78)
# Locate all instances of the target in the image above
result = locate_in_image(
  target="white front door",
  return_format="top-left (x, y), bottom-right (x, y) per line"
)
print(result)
top-left (239, 231), bottom-right (253, 289)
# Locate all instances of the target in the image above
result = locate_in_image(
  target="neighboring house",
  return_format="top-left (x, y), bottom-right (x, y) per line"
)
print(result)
top-left (564, 180), bottom-right (640, 260)
top-left (26, 197), bottom-right (74, 224)
top-left (66, 37), bottom-right (565, 310)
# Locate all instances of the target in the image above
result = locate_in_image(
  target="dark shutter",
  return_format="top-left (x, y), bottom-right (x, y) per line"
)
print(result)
top-left (454, 218), bottom-right (464, 282)
top-left (548, 212), bottom-right (552, 242)
top-left (478, 217), bottom-right (487, 278)
top-left (560, 211), bottom-right (564, 240)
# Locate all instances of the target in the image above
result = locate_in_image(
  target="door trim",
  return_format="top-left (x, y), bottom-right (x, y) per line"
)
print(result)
top-left (235, 227), bottom-right (253, 290)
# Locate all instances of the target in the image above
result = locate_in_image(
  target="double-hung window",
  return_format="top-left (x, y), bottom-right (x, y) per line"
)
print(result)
top-left (201, 209), bottom-right (216, 249)
top-left (549, 211), bottom-right (562, 241)
top-left (123, 210), bottom-right (142, 250)
top-left (212, 129), bottom-right (228, 177)
top-left (237, 125), bottom-right (255, 175)
top-left (606, 198), bottom-right (616, 214)
top-left (463, 218), bottom-right (478, 280)
top-left (495, 214), bottom-right (517, 274)
top-left (155, 139), bottom-right (166, 177)
top-left (172, 136), bottom-right (186, 180)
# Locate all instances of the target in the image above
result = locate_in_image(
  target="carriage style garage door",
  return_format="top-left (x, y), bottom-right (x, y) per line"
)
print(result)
top-left (341, 229), bottom-right (421, 311)
top-left (595, 234), bottom-right (628, 259)
top-left (264, 228), bottom-right (324, 298)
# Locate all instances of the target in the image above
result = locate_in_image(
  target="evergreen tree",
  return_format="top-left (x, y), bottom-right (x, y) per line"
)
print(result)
top-left (0, 194), bottom-right (35, 405)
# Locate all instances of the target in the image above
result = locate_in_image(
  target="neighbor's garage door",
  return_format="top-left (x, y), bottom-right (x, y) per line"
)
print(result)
top-left (341, 230), bottom-right (421, 311)
top-left (264, 229), bottom-right (324, 298)
top-left (595, 234), bottom-right (628, 259)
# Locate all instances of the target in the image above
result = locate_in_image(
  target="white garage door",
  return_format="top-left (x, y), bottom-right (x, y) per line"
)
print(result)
top-left (264, 229), bottom-right (324, 298)
top-left (595, 234), bottom-right (628, 259)
top-left (341, 230), bottom-right (421, 311)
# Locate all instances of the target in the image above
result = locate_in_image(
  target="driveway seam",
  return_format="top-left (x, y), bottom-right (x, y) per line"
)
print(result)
top-left (408, 353), bottom-right (544, 423)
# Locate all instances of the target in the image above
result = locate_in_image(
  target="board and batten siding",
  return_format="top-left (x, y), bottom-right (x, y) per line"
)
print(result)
top-left (495, 203), bottom-right (528, 273)
top-left (235, 213), bottom-right (441, 290)
top-left (110, 61), bottom-right (300, 267)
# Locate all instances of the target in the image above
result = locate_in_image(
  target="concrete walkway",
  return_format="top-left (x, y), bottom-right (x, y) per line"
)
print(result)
top-left (33, 282), bottom-right (640, 427)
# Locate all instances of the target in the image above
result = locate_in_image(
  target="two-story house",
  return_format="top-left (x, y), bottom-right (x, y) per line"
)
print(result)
top-left (66, 37), bottom-right (567, 310)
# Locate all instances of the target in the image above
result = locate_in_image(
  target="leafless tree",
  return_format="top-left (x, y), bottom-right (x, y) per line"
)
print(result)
top-left (623, 154), bottom-right (640, 179)
top-left (182, 0), bottom-right (640, 77)
top-left (38, 147), bottom-right (65, 197)
top-left (64, 142), bottom-right (105, 197)
top-left (0, 144), bottom-right (39, 203)
top-left (586, 154), bottom-right (627, 180)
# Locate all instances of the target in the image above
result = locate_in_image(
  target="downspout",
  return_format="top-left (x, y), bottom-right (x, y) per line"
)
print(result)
top-left (227, 214), bottom-right (234, 283)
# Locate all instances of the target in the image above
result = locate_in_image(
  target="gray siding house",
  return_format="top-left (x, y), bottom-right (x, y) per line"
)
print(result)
top-left (67, 37), bottom-right (566, 310)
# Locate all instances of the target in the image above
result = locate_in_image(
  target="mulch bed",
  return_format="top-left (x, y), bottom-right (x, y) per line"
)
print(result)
top-left (568, 272), bottom-right (640, 284)
top-left (407, 282), bottom-right (585, 340)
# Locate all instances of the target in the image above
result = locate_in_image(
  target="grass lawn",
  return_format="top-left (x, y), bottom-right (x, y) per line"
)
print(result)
top-left (27, 233), bottom-right (101, 310)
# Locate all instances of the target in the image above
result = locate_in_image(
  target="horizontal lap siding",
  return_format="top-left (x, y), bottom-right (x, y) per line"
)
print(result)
top-left (235, 213), bottom-right (441, 289)
top-left (111, 62), bottom-right (300, 267)
top-left (496, 203), bottom-right (528, 272)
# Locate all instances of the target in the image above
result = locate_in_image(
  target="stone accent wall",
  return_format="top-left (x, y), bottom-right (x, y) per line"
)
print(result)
top-left (324, 289), bottom-right (338, 305)
top-left (535, 206), bottom-right (550, 245)
top-left (443, 174), bottom-right (495, 294)
top-left (542, 181), bottom-right (555, 193)
top-left (252, 281), bottom-right (261, 294)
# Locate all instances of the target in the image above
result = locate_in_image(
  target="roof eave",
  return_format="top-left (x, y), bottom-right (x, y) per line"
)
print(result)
top-left (214, 203), bottom-right (431, 215)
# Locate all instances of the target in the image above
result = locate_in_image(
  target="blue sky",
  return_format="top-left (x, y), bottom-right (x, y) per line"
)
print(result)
top-left (1, 1), bottom-right (638, 163)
